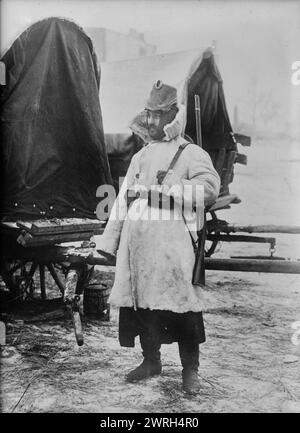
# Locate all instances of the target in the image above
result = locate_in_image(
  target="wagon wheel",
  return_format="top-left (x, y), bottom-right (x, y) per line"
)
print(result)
top-left (0, 259), bottom-right (37, 301)
top-left (205, 211), bottom-right (220, 257)
top-left (0, 259), bottom-right (22, 299)
top-left (0, 259), bottom-right (66, 301)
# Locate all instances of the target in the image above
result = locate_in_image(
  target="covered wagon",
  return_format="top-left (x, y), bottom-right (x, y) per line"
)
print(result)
top-left (0, 18), bottom-right (114, 342)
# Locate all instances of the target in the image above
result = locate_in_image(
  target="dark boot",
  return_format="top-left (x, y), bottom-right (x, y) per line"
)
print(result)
top-left (178, 341), bottom-right (200, 395)
top-left (126, 334), bottom-right (162, 382)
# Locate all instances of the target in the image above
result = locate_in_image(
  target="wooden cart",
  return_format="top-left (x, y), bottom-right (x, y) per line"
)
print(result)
top-left (0, 218), bottom-right (112, 345)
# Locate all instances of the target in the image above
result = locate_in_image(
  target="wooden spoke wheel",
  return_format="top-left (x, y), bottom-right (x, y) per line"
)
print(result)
top-left (0, 259), bottom-right (66, 300)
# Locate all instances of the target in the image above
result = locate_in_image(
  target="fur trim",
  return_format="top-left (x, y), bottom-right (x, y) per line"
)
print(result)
top-left (163, 104), bottom-right (186, 140)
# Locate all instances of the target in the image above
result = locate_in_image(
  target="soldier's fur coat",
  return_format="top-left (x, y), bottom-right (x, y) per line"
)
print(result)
top-left (97, 112), bottom-right (220, 313)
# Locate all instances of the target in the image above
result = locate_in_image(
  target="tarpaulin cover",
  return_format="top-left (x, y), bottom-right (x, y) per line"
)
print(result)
top-left (185, 49), bottom-right (235, 152)
top-left (0, 17), bottom-right (112, 221)
top-left (100, 48), bottom-right (235, 190)
top-left (104, 133), bottom-right (143, 193)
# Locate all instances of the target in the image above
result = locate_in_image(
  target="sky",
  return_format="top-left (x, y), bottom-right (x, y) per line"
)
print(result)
top-left (1, 0), bottom-right (300, 136)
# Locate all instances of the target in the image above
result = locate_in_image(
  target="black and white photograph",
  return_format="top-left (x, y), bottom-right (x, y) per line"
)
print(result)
top-left (0, 0), bottom-right (300, 415)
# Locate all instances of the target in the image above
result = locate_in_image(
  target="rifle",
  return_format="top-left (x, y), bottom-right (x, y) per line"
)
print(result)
top-left (192, 94), bottom-right (206, 285)
top-left (192, 213), bottom-right (206, 286)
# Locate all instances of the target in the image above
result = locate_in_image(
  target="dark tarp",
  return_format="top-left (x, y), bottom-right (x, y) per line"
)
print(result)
top-left (0, 17), bottom-right (112, 221)
top-left (185, 50), bottom-right (236, 153)
top-left (105, 133), bottom-right (144, 193)
top-left (185, 50), bottom-right (237, 195)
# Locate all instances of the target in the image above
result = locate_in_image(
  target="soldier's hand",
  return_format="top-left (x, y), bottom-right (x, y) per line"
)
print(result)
top-left (156, 170), bottom-right (168, 185)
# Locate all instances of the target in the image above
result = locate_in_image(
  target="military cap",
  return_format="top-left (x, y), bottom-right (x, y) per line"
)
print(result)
top-left (145, 80), bottom-right (177, 111)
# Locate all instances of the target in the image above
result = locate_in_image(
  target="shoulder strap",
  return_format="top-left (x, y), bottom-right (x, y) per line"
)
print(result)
top-left (168, 142), bottom-right (189, 171)
top-left (160, 142), bottom-right (189, 184)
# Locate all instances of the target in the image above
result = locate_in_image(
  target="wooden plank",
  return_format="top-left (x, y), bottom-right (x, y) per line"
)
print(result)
top-left (206, 234), bottom-right (276, 244)
top-left (39, 264), bottom-right (46, 300)
top-left (16, 229), bottom-right (104, 248)
top-left (15, 221), bottom-right (33, 231)
top-left (0, 221), bottom-right (19, 230)
top-left (16, 218), bottom-right (105, 235)
top-left (235, 153), bottom-right (247, 165)
top-left (204, 258), bottom-right (300, 274)
top-left (225, 224), bottom-right (300, 234)
top-left (207, 194), bottom-right (239, 211)
top-left (234, 133), bottom-right (251, 147)
top-left (16, 218), bottom-right (106, 236)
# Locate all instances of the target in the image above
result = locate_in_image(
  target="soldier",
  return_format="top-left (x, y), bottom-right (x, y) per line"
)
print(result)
top-left (98, 81), bottom-right (220, 394)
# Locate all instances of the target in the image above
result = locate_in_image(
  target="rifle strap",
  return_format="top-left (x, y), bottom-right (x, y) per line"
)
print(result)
top-left (163, 141), bottom-right (202, 249)
top-left (159, 141), bottom-right (190, 184)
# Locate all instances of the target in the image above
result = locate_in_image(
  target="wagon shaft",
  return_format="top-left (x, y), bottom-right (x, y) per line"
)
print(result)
top-left (204, 258), bottom-right (300, 274)
top-left (224, 224), bottom-right (300, 234)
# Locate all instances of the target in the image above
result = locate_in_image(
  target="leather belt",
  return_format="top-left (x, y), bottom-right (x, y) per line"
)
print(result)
top-left (126, 189), bottom-right (175, 210)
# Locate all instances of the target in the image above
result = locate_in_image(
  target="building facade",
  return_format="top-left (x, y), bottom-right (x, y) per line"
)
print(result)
top-left (86, 27), bottom-right (156, 62)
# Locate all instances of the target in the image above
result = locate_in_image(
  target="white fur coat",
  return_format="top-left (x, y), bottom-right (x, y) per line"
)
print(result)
top-left (97, 117), bottom-right (220, 313)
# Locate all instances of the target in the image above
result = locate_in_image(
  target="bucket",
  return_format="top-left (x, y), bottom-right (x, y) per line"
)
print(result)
top-left (83, 283), bottom-right (110, 321)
